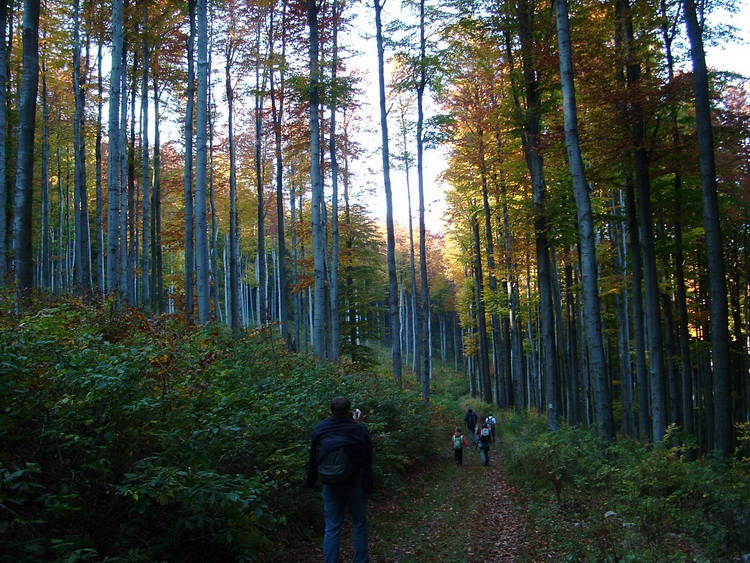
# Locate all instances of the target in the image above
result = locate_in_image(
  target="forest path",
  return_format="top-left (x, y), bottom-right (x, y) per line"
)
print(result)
top-left (290, 439), bottom-right (528, 562)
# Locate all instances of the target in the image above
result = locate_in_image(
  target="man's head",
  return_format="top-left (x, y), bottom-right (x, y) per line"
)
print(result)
top-left (331, 396), bottom-right (352, 417)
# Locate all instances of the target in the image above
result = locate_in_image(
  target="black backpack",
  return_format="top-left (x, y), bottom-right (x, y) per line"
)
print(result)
top-left (318, 447), bottom-right (355, 485)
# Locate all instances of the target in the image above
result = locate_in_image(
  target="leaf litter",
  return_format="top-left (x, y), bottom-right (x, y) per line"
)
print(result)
top-left (281, 444), bottom-right (527, 562)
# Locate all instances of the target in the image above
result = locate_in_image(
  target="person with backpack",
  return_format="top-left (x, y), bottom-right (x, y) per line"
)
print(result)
top-left (464, 408), bottom-right (478, 444)
top-left (306, 396), bottom-right (373, 563)
top-left (451, 426), bottom-right (469, 465)
top-left (476, 419), bottom-right (492, 466)
top-left (486, 413), bottom-right (497, 443)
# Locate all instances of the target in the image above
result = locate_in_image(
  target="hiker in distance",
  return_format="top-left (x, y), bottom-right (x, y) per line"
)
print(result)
top-left (451, 426), bottom-right (470, 466)
top-left (306, 396), bottom-right (373, 563)
top-left (486, 413), bottom-right (497, 443)
top-left (476, 418), bottom-right (492, 466)
top-left (464, 408), bottom-right (478, 444)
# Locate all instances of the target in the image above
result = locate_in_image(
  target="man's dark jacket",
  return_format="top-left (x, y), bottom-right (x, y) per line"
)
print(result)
top-left (306, 415), bottom-right (373, 494)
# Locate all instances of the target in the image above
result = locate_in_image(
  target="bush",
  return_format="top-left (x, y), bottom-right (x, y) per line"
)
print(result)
top-left (499, 414), bottom-right (750, 561)
top-left (0, 299), bottom-right (438, 560)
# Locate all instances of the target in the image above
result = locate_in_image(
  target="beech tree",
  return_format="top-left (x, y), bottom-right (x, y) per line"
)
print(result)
top-left (683, 0), bottom-right (733, 455)
top-left (554, 0), bottom-right (614, 440)
top-left (375, 0), bottom-right (403, 385)
top-left (13, 0), bottom-right (41, 295)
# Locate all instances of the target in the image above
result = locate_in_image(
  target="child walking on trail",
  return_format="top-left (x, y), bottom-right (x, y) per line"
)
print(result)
top-left (451, 426), bottom-right (469, 465)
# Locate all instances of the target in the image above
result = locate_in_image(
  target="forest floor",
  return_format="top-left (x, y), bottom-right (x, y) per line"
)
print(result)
top-left (282, 439), bottom-right (529, 562)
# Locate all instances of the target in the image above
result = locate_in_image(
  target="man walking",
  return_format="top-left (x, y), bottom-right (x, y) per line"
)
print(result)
top-left (306, 396), bottom-right (373, 563)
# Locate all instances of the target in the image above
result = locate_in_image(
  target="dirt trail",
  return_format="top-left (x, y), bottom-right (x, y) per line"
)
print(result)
top-left (290, 441), bottom-right (527, 562)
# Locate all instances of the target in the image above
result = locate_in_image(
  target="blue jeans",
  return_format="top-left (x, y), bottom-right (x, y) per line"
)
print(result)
top-left (479, 444), bottom-right (490, 465)
top-left (322, 479), bottom-right (369, 563)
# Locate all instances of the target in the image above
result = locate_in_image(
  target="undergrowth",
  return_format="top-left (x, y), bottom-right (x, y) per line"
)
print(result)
top-left (500, 412), bottom-right (750, 561)
top-left (0, 298), bottom-right (438, 561)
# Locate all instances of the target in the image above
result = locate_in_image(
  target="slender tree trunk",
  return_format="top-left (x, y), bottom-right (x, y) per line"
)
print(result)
top-left (375, 0), bottom-right (402, 385)
top-left (417, 0), bottom-right (431, 400)
top-left (660, 0), bottom-right (695, 446)
top-left (106, 0), bottom-right (123, 298)
top-left (226, 41), bottom-right (240, 330)
top-left (184, 0), bottom-right (196, 319)
top-left (13, 0), bottom-right (41, 295)
top-left (0, 1), bottom-right (8, 284)
top-left (683, 0), bottom-right (732, 455)
top-left (623, 173), bottom-right (651, 438)
top-left (152, 77), bottom-right (163, 312)
top-left (480, 154), bottom-right (502, 406)
top-left (254, 21), bottom-right (267, 325)
top-left (95, 41), bottom-right (104, 292)
top-left (72, 2), bottom-right (90, 294)
top-left (307, 0), bottom-right (326, 358)
top-left (195, 0), bottom-right (211, 324)
top-left (514, 0), bottom-right (559, 429)
top-left (40, 67), bottom-right (50, 290)
top-left (270, 2), bottom-right (291, 349)
top-left (472, 213), bottom-right (492, 403)
top-left (555, 0), bottom-right (614, 440)
top-left (140, 3), bottom-right (151, 305)
top-left (329, 0), bottom-right (343, 360)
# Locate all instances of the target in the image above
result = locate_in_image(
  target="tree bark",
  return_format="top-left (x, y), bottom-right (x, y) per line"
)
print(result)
top-left (307, 0), bottom-right (327, 358)
top-left (0, 1), bottom-right (8, 284)
top-left (184, 0), bottom-right (196, 318)
top-left (417, 0), bottom-right (431, 400)
top-left (683, 0), bottom-right (732, 455)
top-left (555, 0), bottom-right (614, 440)
top-left (13, 0), bottom-right (41, 295)
top-left (195, 0), bottom-right (211, 324)
top-left (375, 0), bottom-right (402, 385)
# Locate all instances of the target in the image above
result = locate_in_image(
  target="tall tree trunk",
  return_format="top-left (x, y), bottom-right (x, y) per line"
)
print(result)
top-left (472, 212), bottom-right (492, 403)
top-left (307, 0), bottom-right (327, 358)
top-left (40, 66), bottom-right (50, 290)
top-left (624, 173), bottom-right (651, 438)
top-left (72, 1), bottom-right (90, 294)
top-left (417, 0), bottom-right (431, 400)
top-left (152, 76), bottom-right (163, 312)
top-left (125, 68), bottom-right (137, 305)
top-left (270, 2), bottom-right (291, 349)
top-left (255, 21), bottom-right (267, 326)
top-left (555, 0), bottom-right (614, 440)
top-left (13, 0), bottom-right (41, 295)
top-left (0, 1), bottom-right (8, 284)
top-left (140, 3), bottom-right (151, 304)
top-left (617, 0), bottom-right (667, 442)
top-left (226, 40), bottom-right (240, 329)
top-left (328, 0), bottom-right (343, 360)
top-left (479, 150), bottom-right (502, 406)
top-left (184, 0), bottom-right (196, 319)
top-left (95, 41), bottom-right (104, 292)
top-left (515, 0), bottom-right (560, 429)
top-left (375, 0), bottom-right (402, 385)
top-left (107, 0), bottom-right (123, 299)
top-left (683, 0), bottom-right (732, 455)
top-left (195, 0), bottom-right (211, 324)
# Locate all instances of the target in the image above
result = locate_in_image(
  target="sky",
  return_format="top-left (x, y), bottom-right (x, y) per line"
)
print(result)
top-left (350, 0), bottom-right (750, 235)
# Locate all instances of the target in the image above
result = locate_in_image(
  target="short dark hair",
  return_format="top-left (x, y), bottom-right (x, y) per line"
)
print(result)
top-left (331, 396), bottom-right (351, 416)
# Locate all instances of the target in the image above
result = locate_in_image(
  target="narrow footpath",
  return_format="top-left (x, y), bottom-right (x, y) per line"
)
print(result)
top-left (287, 439), bottom-right (528, 562)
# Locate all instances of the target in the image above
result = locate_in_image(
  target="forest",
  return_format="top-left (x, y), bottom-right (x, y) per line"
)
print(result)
top-left (0, 0), bottom-right (749, 558)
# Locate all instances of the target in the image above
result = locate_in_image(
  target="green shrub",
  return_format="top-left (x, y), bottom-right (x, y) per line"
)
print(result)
top-left (0, 299), bottom-right (439, 560)
top-left (500, 414), bottom-right (750, 560)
